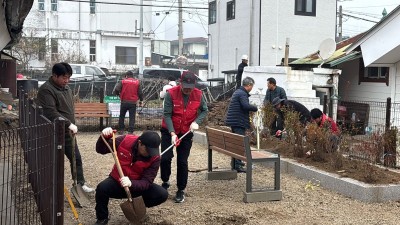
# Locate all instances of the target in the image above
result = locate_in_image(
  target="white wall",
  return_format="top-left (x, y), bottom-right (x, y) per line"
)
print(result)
top-left (22, 0), bottom-right (153, 70)
top-left (208, 0), bottom-right (336, 79)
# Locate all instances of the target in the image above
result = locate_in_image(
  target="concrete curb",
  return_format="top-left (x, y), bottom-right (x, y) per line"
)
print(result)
top-left (193, 131), bottom-right (400, 203)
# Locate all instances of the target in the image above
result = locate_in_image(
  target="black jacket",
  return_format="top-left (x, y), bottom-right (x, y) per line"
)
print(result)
top-left (274, 100), bottom-right (311, 132)
top-left (225, 86), bottom-right (258, 129)
top-left (236, 62), bottom-right (248, 89)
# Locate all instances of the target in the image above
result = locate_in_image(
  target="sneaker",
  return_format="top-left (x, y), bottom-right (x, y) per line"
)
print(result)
top-left (161, 181), bottom-right (170, 190)
top-left (234, 166), bottom-right (246, 173)
top-left (81, 184), bottom-right (95, 193)
top-left (174, 190), bottom-right (185, 203)
top-left (94, 218), bottom-right (109, 225)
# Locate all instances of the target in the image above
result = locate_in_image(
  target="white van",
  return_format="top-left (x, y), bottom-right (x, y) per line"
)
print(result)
top-left (70, 64), bottom-right (115, 81)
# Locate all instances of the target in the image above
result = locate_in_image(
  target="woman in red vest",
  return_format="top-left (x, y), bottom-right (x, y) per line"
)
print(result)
top-left (94, 128), bottom-right (168, 225)
top-left (160, 71), bottom-right (208, 203)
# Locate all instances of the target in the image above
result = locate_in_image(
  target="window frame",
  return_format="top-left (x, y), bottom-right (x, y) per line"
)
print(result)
top-left (115, 46), bottom-right (137, 65)
top-left (226, 0), bottom-right (235, 21)
top-left (89, 40), bottom-right (96, 62)
top-left (294, 0), bottom-right (316, 17)
top-left (38, 0), bottom-right (45, 11)
top-left (51, 39), bottom-right (58, 62)
top-left (38, 38), bottom-right (46, 61)
top-left (209, 1), bottom-right (217, 24)
top-left (358, 58), bottom-right (389, 86)
top-left (90, 0), bottom-right (96, 14)
top-left (51, 0), bottom-right (58, 12)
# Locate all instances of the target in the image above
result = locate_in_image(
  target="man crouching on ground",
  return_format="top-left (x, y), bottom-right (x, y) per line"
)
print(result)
top-left (94, 128), bottom-right (168, 225)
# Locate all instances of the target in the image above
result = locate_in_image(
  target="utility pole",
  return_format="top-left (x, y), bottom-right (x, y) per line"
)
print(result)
top-left (178, 0), bottom-right (183, 56)
top-left (338, 5), bottom-right (343, 42)
top-left (139, 0), bottom-right (144, 74)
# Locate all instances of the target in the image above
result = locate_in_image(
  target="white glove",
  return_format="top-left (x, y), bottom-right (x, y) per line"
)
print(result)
top-left (102, 127), bottom-right (113, 138)
top-left (171, 134), bottom-right (179, 146)
top-left (120, 176), bottom-right (132, 187)
top-left (68, 123), bottom-right (78, 134)
top-left (190, 122), bottom-right (199, 132)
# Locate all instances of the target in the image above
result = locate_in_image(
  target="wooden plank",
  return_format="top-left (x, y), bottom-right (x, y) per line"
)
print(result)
top-left (251, 151), bottom-right (277, 159)
top-left (223, 142), bottom-right (246, 155)
top-left (224, 135), bottom-right (246, 146)
top-left (209, 146), bottom-right (246, 162)
top-left (75, 114), bottom-right (110, 118)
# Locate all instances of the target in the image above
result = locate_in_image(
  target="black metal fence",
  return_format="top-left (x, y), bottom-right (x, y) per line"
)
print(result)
top-left (0, 91), bottom-right (65, 225)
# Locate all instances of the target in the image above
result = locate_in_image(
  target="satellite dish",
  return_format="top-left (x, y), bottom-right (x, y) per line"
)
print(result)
top-left (318, 38), bottom-right (336, 60)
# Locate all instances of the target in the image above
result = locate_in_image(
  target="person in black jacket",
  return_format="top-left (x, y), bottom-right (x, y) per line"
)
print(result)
top-left (225, 77), bottom-right (259, 172)
top-left (235, 55), bottom-right (249, 89)
top-left (271, 97), bottom-right (311, 138)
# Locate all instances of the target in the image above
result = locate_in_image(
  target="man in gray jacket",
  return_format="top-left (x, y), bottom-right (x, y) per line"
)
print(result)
top-left (37, 62), bottom-right (93, 192)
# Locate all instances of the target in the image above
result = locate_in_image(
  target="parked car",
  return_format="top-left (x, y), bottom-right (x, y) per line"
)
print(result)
top-left (70, 64), bottom-right (116, 81)
top-left (141, 68), bottom-right (209, 90)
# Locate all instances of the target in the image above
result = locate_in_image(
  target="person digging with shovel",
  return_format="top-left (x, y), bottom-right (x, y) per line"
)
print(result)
top-left (94, 128), bottom-right (168, 225)
top-left (160, 71), bottom-right (208, 203)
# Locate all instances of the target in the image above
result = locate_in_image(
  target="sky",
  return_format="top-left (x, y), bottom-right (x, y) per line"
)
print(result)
top-left (338, 0), bottom-right (400, 37)
top-left (151, 0), bottom-right (400, 41)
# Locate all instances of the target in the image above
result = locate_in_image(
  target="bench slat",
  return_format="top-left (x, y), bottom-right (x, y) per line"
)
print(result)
top-left (207, 127), bottom-right (245, 141)
top-left (251, 150), bottom-right (278, 159)
top-left (210, 146), bottom-right (246, 162)
top-left (75, 114), bottom-right (110, 118)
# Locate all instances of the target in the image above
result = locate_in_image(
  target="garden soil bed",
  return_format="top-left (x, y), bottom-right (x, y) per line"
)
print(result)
top-left (63, 132), bottom-right (400, 225)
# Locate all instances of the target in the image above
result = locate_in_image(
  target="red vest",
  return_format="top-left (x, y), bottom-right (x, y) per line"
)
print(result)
top-left (120, 78), bottom-right (140, 102)
top-left (110, 135), bottom-right (158, 181)
top-left (162, 86), bottom-right (202, 134)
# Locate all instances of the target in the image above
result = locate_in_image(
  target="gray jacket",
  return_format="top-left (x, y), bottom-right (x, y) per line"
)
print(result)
top-left (264, 86), bottom-right (287, 104)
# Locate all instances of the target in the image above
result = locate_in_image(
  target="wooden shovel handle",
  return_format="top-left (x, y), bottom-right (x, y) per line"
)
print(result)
top-left (101, 134), bottom-right (134, 201)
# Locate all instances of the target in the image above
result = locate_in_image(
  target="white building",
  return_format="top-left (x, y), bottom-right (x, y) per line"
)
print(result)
top-left (208, 0), bottom-right (337, 79)
top-left (21, 0), bottom-right (153, 72)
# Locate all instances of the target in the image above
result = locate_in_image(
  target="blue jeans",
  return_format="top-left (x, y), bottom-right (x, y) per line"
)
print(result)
top-left (118, 102), bottom-right (137, 133)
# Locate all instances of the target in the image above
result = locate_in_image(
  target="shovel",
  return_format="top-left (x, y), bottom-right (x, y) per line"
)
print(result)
top-left (101, 132), bottom-right (147, 223)
top-left (70, 133), bottom-right (91, 207)
top-left (160, 130), bottom-right (191, 156)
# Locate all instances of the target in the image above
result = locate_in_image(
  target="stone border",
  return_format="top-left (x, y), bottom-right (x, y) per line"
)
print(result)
top-left (193, 131), bottom-right (400, 203)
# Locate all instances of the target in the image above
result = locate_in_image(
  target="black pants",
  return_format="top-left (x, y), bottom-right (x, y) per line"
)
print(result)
top-left (231, 126), bottom-right (245, 168)
top-left (95, 176), bottom-right (168, 220)
top-left (118, 102), bottom-right (137, 133)
top-left (160, 128), bottom-right (193, 191)
top-left (64, 135), bottom-right (85, 185)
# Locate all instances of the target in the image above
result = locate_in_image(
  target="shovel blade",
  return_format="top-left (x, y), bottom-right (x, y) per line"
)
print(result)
top-left (120, 196), bottom-right (147, 224)
top-left (70, 185), bottom-right (91, 207)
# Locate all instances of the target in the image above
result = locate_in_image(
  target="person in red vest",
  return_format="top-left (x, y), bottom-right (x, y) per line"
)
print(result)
top-left (113, 70), bottom-right (143, 134)
top-left (94, 128), bottom-right (168, 225)
top-left (160, 71), bottom-right (208, 203)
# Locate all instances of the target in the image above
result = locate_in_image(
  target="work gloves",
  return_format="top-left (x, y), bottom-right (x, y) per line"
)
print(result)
top-left (190, 122), bottom-right (199, 132)
top-left (102, 127), bottom-right (114, 139)
top-left (171, 134), bottom-right (179, 146)
top-left (275, 129), bottom-right (287, 138)
top-left (68, 123), bottom-right (78, 134)
top-left (120, 176), bottom-right (132, 188)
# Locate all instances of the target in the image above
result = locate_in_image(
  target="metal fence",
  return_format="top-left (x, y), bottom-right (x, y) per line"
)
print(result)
top-left (0, 91), bottom-right (65, 225)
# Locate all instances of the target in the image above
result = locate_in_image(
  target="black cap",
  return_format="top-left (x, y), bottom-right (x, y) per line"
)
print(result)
top-left (180, 71), bottom-right (196, 88)
top-left (138, 131), bottom-right (161, 157)
top-left (272, 97), bottom-right (285, 106)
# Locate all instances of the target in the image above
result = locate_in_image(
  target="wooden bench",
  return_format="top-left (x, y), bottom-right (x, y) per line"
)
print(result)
top-left (205, 126), bottom-right (282, 203)
top-left (74, 102), bottom-right (110, 128)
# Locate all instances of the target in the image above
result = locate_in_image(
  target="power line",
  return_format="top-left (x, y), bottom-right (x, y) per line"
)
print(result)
top-left (152, 0), bottom-right (177, 33)
top-left (58, 0), bottom-right (208, 10)
top-left (345, 4), bottom-right (399, 9)
top-left (342, 13), bottom-right (379, 23)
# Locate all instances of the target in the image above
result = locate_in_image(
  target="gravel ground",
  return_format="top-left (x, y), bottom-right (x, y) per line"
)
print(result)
top-left (64, 132), bottom-right (400, 225)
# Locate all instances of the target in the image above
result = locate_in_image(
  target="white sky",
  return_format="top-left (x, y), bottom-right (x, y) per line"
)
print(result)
top-left (151, 0), bottom-right (400, 41)
top-left (339, 0), bottom-right (399, 37)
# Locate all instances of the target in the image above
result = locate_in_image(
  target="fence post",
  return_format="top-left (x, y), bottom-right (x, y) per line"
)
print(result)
top-left (54, 117), bottom-right (65, 225)
top-left (323, 95), bottom-right (328, 114)
top-left (100, 87), bottom-right (104, 130)
top-left (385, 97), bottom-right (391, 130)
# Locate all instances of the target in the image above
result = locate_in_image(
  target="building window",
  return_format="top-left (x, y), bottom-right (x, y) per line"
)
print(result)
top-left (51, 0), bottom-right (58, 12)
top-left (90, 40), bottom-right (96, 62)
top-left (115, 46), bottom-right (137, 65)
top-left (295, 0), bottom-right (316, 16)
top-left (51, 39), bottom-right (58, 62)
top-left (90, 0), bottom-right (96, 14)
top-left (227, 0), bottom-right (235, 20)
top-left (38, 0), bottom-right (45, 11)
top-left (209, 1), bottom-right (217, 24)
top-left (358, 59), bottom-right (389, 86)
top-left (38, 38), bottom-right (46, 61)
